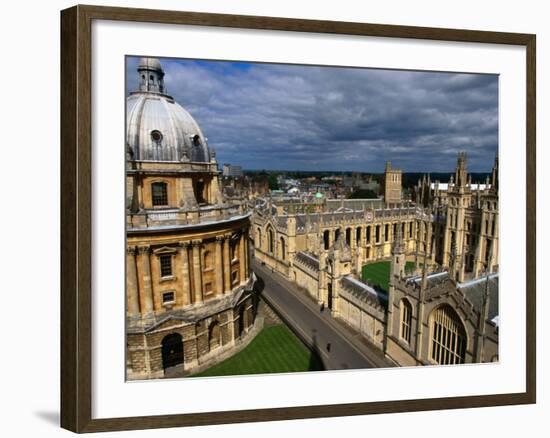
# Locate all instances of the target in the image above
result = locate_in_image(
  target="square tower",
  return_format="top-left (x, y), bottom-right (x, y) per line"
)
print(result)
top-left (384, 161), bottom-right (402, 204)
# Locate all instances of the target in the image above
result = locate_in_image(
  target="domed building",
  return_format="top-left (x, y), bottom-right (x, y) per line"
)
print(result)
top-left (125, 58), bottom-right (257, 380)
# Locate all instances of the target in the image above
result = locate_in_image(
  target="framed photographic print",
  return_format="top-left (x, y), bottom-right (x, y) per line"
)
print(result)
top-left (60, 4), bottom-right (536, 433)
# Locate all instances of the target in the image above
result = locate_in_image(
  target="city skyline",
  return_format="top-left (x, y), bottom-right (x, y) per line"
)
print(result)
top-left (126, 56), bottom-right (498, 173)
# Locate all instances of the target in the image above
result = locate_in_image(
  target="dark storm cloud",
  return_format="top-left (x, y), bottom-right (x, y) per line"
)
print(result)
top-left (126, 57), bottom-right (498, 172)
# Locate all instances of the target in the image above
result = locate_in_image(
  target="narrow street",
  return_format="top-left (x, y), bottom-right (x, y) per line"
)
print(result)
top-left (252, 260), bottom-right (393, 371)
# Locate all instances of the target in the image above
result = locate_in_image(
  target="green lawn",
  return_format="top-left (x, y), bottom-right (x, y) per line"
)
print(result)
top-left (361, 261), bottom-right (415, 292)
top-left (192, 325), bottom-right (324, 377)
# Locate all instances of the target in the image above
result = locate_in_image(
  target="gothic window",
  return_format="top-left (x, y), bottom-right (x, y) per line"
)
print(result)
top-left (366, 225), bottom-right (371, 244)
top-left (345, 228), bottom-right (351, 246)
top-left (159, 254), bottom-right (173, 278)
top-left (267, 228), bottom-right (274, 254)
top-left (385, 224), bottom-right (389, 242)
top-left (491, 219), bottom-right (496, 236)
top-left (151, 182), bottom-right (168, 206)
top-left (429, 305), bottom-right (467, 365)
top-left (323, 230), bottom-right (330, 250)
top-left (256, 227), bottom-right (262, 248)
top-left (280, 237), bottom-right (286, 260)
top-left (356, 227), bottom-right (361, 244)
top-left (375, 225), bottom-right (380, 243)
top-left (400, 299), bottom-right (412, 344)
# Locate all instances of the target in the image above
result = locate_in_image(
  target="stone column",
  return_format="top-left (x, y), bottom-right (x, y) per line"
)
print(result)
top-left (126, 246), bottom-right (140, 317)
top-left (178, 241), bottom-right (191, 305)
top-left (138, 246), bottom-right (154, 315)
top-left (239, 230), bottom-right (246, 284)
top-left (215, 236), bottom-right (224, 295)
top-left (191, 240), bottom-right (203, 304)
top-left (223, 234), bottom-right (232, 292)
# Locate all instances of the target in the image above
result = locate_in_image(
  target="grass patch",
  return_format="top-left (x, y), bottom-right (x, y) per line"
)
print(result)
top-left (192, 325), bottom-right (324, 377)
top-left (361, 261), bottom-right (415, 292)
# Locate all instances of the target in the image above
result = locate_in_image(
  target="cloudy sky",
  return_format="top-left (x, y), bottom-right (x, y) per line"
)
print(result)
top-left (126, 56), bottom-right (498, 173)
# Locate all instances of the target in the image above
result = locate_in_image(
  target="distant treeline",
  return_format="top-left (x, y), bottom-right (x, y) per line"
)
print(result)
top-left (244, 169), bottom-right (491, 189)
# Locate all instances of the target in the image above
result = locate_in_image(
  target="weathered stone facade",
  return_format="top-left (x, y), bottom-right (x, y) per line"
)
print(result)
top-left (125, 58), bottom-right (257, 380)
top-left (252, 152), bottom-right (499, 366)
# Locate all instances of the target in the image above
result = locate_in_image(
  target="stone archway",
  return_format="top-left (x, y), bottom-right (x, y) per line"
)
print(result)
top-left (428, 305), bottom-right (467, 365)
top-left (161, 333), bottom-right (184, 370)
top-left (208, 321), bottom-right (221, 351)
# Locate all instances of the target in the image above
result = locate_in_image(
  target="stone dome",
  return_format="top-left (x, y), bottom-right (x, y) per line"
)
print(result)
top-left (138, 57), bottom-right (163, 72)
top-left (126, 58), bottom-right (211, 162)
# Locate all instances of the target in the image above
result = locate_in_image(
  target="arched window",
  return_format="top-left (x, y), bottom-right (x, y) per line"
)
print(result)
top-left (151, 182), bottom-right (168, 206)
top-left (192, 134), bottom-right (201, 147)
top-left (400, 299), bottom-right (412, 344)
top-left (256, 227), bottom-right (262, 248)
top-left (280, 237), bottom-right (286, 260)
top-left (323, 230), bottom-right (330, 250)
top-left (429, 305), bottom-right (467, 365)
top-left (267, 228), bottom-right (274, 254)
top-left (208, 321), bottom-right (221, 351)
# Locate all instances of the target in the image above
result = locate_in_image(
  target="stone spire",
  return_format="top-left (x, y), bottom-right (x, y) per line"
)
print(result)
top-left (455, 151), bottom-right (468, 189)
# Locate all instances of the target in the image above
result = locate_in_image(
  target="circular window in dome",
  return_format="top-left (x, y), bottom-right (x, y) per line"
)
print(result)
top-left (151, 130), bottom-right (163, 143)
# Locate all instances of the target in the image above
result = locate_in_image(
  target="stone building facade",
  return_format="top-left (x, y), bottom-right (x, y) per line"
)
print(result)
top-left (252, 153), bottom-right (499, 365)
top-left (125, 58), bottom-right (257, 380)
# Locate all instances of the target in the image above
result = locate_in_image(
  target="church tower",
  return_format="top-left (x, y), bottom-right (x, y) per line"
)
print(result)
top-left (383, 161), bottom-right (402, 204)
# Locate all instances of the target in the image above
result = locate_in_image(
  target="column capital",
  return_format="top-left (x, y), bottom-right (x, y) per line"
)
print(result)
top-left (178, 240), bottom-right (191, 248)
top-left (137, 245), bottom-right (150, 254)
top-left (215, 235), bottom-right (225, 243)
top-left (223, 232), bottom-right (233, 240)
top-left (126, 246), bottom-right (137, 255)
top-left (191, 239), bottom-right (202, 247)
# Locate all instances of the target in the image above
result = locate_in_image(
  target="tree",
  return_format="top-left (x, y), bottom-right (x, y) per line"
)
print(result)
top-left (348, 189), bottom-right (377, 199)
top-left (268, 174), bottom-right (279, 190)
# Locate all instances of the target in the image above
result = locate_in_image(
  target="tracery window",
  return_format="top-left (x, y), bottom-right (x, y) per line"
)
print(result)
top-left (429, 305), bottom-right (467, 365)
top-left (400, 299), bottom-right (412, 344)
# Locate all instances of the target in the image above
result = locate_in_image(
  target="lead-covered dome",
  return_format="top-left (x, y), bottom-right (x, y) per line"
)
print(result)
top-left (126, 57), bottom-right (211, 162)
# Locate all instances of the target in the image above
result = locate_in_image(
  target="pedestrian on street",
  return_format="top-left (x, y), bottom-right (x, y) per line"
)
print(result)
top-left (326, 342), bottom-right (331, 352)
top-left (320, 302), bottom-right (325, 313)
